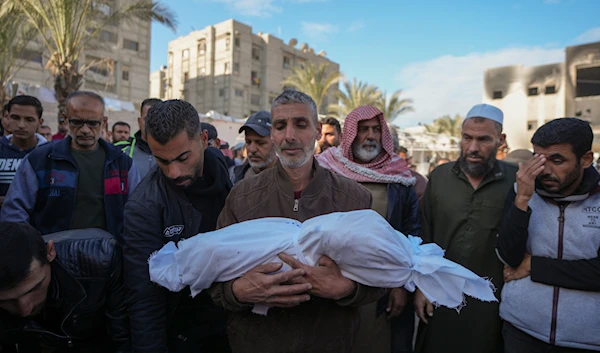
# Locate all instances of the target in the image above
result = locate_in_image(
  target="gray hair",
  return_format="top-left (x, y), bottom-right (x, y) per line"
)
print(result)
top-left (65, 91), bottom-right (105, 113)
top-left (144, 99), bottom-right (201, 144)
top-left (271, 89), bottom-right (319, 125)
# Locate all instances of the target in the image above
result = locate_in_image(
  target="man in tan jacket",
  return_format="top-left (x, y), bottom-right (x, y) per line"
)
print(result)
top-left (210, 89), bottom-right (385, 353)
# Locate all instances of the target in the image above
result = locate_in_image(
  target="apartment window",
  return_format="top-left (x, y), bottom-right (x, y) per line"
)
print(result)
top-left (283, 56), bottom-right (291, 69)
top-left (219, 88), bottom-right (229, 99)
top-left (545, 85), bottom-right (556, 94)
top-left (17, 49), bottom-right (43, 63)
top-left (168, 52), bottom-right (173, 65)
top-left (123, 39), bottom-right (139, 51)
top-left (235, 88), bottom-right (244, 97)
top-left (224, 62), bottom-right (229, 74)
top-left (252, 46), bottom-right (260, 61)
top-left (576, 66), bottom-right (600, 97)
top-left (182, 49), bottom-right (189, 60)
top-left (234, 36), bottom-right (240, 48)
top-left (100, 30), bottom-right (118, 43)
top-left (122, 70), bottom-right (129, 81)
top-left (182, 72), bottom-right (189, 82)
top-left (198, 41), bottom-right (206, 56)
top-left (527, 87), bottom-right (539, 96)
top-left (492, 90), bottom-right (503, 99)
top-left (233, 62), bottom-right (239, 74)
top-left (251, 94), bottom-right (261, 106)
top-left (225, 37), bottom-right (231, 51)
top-left (527, 121), bottom-right (538, 131)
top-left (251, 71), bottom-right (260, 86)
top-left (198, 67), bottom-right (206, 76)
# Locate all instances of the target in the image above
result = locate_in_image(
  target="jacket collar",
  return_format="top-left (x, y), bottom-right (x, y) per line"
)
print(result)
top-left (49, 136), bottom-right (122, 163)
top-left (275, 157), bottom-right (327, 198)
top-left (134, 130), bottom-right (152, 154)
top-left (46, 260), bottom-right (86, 313)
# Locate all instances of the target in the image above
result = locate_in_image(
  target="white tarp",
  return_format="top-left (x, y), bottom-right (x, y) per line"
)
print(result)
top-left (149, 210), bottom-right (497, 314)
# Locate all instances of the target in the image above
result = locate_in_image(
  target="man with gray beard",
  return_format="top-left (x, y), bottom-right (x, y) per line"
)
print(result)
top-left (232, 111), bottom-right (277, 184)
top-left (316, 105), bottom-right (420, 353)
top-left (210, 89), bottom-right (385, 353)
top-left (414, 104), bottom-right (517, 353)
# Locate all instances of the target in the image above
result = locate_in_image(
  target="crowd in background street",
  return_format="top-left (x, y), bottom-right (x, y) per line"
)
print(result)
top-left (0, 88), bottom-right (598, 353)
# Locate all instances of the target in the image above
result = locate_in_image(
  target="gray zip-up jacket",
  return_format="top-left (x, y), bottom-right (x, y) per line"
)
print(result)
top-left (497, 167), bottom-right (600, 351)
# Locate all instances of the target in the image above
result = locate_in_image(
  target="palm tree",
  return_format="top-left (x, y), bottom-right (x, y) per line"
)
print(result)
top-left (424, 114), bottom-right (464, 137)
top-left (328, 78), bottom-right (381, 119)
top-left (3, 0), bottom-right (177, 118)
top-left (0, 6), bottom-right (37, 105)
top-left (375, 90), bottom-right (414, 121)
top-left (281, 62), bottom-right (341, 114)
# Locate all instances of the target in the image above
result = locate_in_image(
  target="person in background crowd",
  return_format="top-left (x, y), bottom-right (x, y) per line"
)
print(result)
top-left (0, 96), bottom-right (48, 207)
top-left (317, 116), bottom-right (342, 153)
top-left (229, 142), bottom-right (245, 178)
top-left (415, 104), bottom-right (517, 353)
top-left (2, 104), bottom-right (11, 137)
top-left (123, 100), bottom-right (231, 353)
top-left (0, 91), bottom-right (140, 242)
top-left (52, 115), bottom-right (69, 141)
top-left (497, 118), bottom-right (600, 353)
top-left (317, 106), bottom-right (420, 353)
top-left (101, 122), bottom-right (112, 143)
top-left (232, 110), bottom-right (277, 184)
top-left (391, 126), bottom-right (427, 208)
top-left (201, 122), bottom-right (235, 173)
top-left (496, 141), bottom-right (510, 160)
top-left (0, 223), bottom-right (130, 352)
top-left (116, 98), bottom-right (162, 179)
top-left (112, 121), bottom-right (131, 143)
top-left (428, 158), bottom-right (451, 177)
top-left (503, 149), bottom-right (533, 165)
top-left (210, 89), bottom-right (385, 353)
top-left (38, 125), bottom-right (53, 142)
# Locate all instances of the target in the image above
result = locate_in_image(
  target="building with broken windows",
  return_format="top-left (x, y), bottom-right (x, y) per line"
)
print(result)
top-left (483, 41), bottom-right (600, 151)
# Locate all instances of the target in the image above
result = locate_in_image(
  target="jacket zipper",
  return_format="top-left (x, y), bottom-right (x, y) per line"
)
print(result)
top-left (550, 203), bottom-right (567, 345)
top-left (293, 199), bottom-right (299, 212)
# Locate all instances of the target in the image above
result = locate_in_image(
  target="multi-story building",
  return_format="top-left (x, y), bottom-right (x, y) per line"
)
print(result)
top-left (11, 3), bottom-right (151, 128)
top-left (152, 19), bottom-right (340, 119)
top-left (483, 41), bottom-right (600, 151)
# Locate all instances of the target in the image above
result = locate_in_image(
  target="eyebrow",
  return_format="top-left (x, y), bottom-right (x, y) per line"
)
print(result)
top-left (154, 151), bottom-right (190, 164)
top-left (547, 153), bottom-right (565, 159)
top-left (0, 276), bottom-right (46, 302)
top-left (9, 114), bottom-right (36, 119)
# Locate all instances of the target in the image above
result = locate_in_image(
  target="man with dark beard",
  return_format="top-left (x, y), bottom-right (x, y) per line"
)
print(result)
top-left (123, 100), bottom-right (232, 352)
top-left (497, 118), bottom-right (600, 352)
top-left (232, 111), bottom-right (277, 184)
top-left (414, 104), bottom-right (517, 353)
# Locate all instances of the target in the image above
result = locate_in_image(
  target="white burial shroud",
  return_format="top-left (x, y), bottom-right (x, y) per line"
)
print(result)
top-left (149, 209), bottom-right (497, 314)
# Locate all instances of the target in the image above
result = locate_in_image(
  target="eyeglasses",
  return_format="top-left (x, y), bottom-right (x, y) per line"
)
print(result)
top-left (68, 118), bottom-right (103, 128)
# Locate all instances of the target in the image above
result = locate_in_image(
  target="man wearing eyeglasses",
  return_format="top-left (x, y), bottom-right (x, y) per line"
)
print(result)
top-left (0, 91), bottom-right (141, 243)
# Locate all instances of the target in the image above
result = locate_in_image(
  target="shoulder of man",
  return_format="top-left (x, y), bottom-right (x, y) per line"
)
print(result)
top-left (321, 167), bottom-right (372, 208)
top-left (498, 160), bottom-right (518, 177)
top-left (127, 167), bottom-right (163, 204)
top-left (228, 164), bottom-right (275, 199)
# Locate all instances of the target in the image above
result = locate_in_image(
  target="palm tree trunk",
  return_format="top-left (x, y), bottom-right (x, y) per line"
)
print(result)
top-left (54, 65), bottom-right (83, 120)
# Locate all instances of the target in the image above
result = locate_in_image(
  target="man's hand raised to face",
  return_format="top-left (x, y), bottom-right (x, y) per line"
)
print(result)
top-left (515, 154), bottom-right (546, 211)
top-left (231, 262), bottom-right (312, 308)
top-left (278, 253), bottom-right (357, 300)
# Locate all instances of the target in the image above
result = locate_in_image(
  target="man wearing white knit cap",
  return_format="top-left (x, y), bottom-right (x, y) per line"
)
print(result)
top-left (414, 103), bottom-right (518, 353)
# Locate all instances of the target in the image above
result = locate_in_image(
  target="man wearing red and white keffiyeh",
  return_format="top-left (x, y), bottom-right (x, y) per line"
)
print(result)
top-left (316, 106), bottom-right (420, 353)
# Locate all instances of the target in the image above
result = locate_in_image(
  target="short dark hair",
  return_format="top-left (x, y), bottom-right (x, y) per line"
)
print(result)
top-left (140, 98), bottom-right (162, 116)
top-left (144, 99), bottom-right (200, 144)
top-left (112, 121), bottom-right (131, 133)
top-left (398, 146), bottom-right (408, 154)
top-left (531, 118), bottom-right (593, 159)
top-left (321, 117), bottom-right (341, 134)
top-left (0, 223), bottom-right (48, 291)
top-left (7, 95), bottom-right (43, 120)
top-left (3, 104), bottom-right (9, 114)
top-left (65, 91), bottom-right (105, 112)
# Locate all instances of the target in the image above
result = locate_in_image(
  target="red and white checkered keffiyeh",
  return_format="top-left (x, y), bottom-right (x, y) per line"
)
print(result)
top-left (316, 106), bottom-right (415, 185)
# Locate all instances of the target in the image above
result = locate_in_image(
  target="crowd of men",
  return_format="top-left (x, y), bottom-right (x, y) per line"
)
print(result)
top-left (0, 88), bottom-right (598, 353)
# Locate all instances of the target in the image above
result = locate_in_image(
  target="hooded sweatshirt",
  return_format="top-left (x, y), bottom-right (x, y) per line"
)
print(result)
top-left (0, 133), bottom-right (48, 196)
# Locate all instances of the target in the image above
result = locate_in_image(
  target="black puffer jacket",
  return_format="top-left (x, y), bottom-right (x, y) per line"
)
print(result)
top-left (0, 229), bottom-right (130, 353)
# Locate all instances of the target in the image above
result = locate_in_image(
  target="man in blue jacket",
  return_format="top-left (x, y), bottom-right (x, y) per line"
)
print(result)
top-left (0, 96), bottom-right (48, 207)
top-left (0, 91), bottom-right (140, 242)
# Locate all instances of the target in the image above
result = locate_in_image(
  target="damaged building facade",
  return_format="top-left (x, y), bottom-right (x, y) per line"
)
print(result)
top-left (483, 41), bottom-right (600, 151)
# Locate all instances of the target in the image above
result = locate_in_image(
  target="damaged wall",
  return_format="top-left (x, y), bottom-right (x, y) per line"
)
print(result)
top-left (566, 42), bottom-right (600, 125)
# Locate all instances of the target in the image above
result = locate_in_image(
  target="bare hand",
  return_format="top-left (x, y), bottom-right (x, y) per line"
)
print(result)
top-left (387, 288), bottom-right (408, 319)
top-left (231, 262), bottom-right (312, 307)
top-left (504, 253), bottom-right (532, 282)
top-left (414, 288), bottom-right (434, 324)
top-left (279, 253), bottom-right (357, 300)
top-left (515, 154), bottom-right (546, 211)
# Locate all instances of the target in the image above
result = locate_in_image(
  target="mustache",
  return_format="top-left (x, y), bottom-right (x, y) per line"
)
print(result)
top-left (280, 141), bottom-right (304, 150)
top-left (539, 175), bottom-right (559, 183)
top-left (361, 141), bottom-right (378, 148)
top-left (168, 176), bottom-right (193, 184)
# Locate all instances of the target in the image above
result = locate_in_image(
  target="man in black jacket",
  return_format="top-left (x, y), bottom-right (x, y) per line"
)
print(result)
top-left (123, 99), bottom-right (231, 353)
top-left (0, 224), bottom-right (130, 353)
